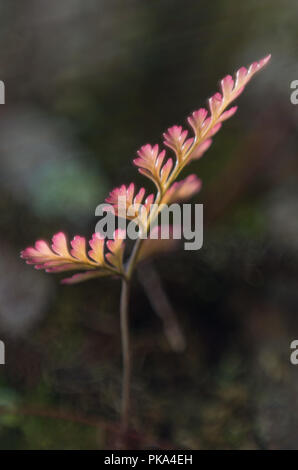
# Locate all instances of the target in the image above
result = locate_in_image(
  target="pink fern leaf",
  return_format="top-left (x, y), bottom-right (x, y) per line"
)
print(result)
top-left (20, 231), bottom-right (118, 284)
top-left (187, 139), bottom-right (212, 162)
top-left (70, 235), bottom-right (91, 263)
top-left (133, 144), bottom-right (173, 190)
top-left (61, 270), bottom-right (111, 285)
top-left (106, 229), bottom-right (126, 272)
top-left (162, 174), bottom-right (202, 204)
top-left (186, 55), bottom-right (271, 162)
top-left (106, 183), bottom-right (154, 221)
top-left (21, 232), bottom-right (77, 272)
top-left (132, 56), bottom-right (270, 194)
top-left (163, 125), bottom-right (194, 163)
top-left (88, 233), bottom-right (106, 265)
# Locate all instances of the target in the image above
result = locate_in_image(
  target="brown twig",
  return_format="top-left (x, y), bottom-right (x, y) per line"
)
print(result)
top-left (138, 263), bottom-right (186, 352)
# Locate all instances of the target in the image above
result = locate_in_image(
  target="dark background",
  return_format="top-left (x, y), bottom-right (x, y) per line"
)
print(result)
top-left (1, 0), bottom-right (298, 449)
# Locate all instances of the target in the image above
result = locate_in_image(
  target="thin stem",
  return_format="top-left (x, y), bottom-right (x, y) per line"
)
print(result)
top-left (120, 277), bottom-right (131, 433)
top-left (126, 237), bottom-right (143, 280)
top-left (117, 98), bottom-right (227, 432)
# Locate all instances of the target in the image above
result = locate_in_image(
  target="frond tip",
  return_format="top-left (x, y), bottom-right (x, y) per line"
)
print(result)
top-left (134, 55), bottom-right (271, 189)
top-left (20, 231), bottom-right (126, 284)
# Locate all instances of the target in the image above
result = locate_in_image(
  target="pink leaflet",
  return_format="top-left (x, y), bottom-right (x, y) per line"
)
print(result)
top-left (163, 174), bottom-right (202, 204)
top-left (105, 229), bottom-right (126, 271)
top-left (133, 143), bottom-right (172, 189)
top-left (106, 183), bottom-right (154, 220)
top-left (21, 231), bottom-right (121, 283)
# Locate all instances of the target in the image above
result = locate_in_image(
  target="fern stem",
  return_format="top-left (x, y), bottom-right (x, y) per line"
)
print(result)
top-left (120, 277), bottom-right (131, 433)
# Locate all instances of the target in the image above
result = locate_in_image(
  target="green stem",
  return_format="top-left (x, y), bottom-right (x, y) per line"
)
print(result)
top-left (120, 277), bottom-right (131, 433)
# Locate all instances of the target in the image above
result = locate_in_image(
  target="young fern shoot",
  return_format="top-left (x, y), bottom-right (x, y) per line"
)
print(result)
top-left (21, 54), bottom-right (271, 433)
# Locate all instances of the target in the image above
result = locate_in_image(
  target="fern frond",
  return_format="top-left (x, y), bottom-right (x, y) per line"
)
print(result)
top-left (20, 231), bottom-right (125, 283)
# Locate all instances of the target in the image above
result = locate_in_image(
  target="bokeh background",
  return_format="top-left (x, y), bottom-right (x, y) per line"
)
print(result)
top-left (1, 0), bottom-right (298, 449)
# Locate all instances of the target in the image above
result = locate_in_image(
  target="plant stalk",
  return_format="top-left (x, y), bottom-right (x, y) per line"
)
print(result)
top-left (120, 277), bottom-right (131, 433)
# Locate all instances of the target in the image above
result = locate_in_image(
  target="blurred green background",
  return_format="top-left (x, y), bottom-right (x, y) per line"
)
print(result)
top-left (1, 0), bottom-right (298, 449)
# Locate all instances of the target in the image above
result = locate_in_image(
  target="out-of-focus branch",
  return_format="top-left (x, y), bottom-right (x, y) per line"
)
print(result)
top-left (137, 262), bottom-right (186, 352)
